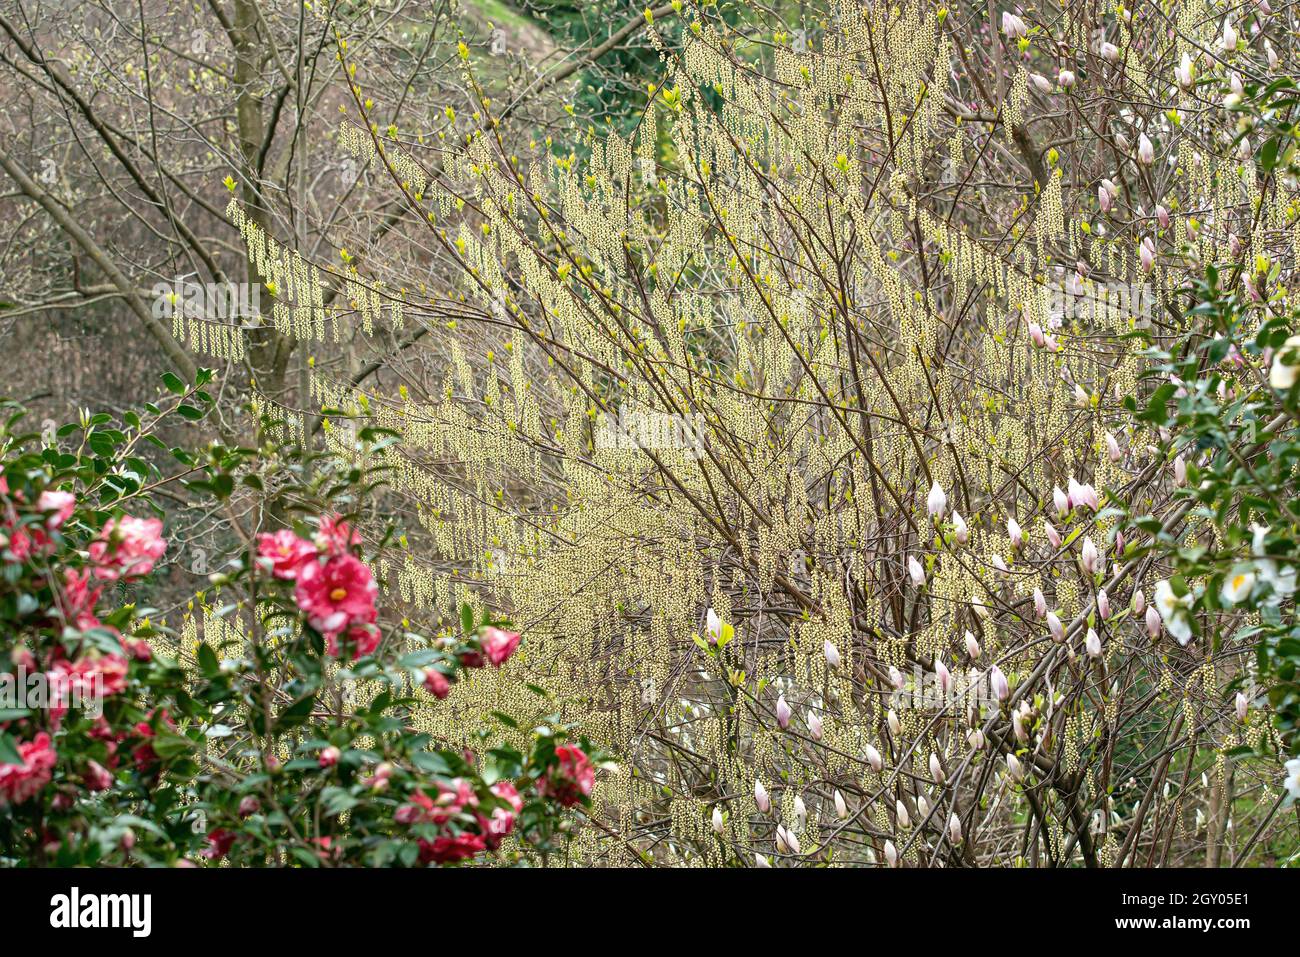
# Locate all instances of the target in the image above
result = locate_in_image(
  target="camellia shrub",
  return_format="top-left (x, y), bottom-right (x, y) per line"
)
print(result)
top-left (0, 378), bottom-right (597, 866)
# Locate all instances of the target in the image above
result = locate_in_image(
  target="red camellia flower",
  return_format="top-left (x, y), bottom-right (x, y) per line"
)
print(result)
top-left (202, 827), bottom-right (238, 861)
top-left (0, 732), bottom-right (57, 806)
top-left (480, 627), bottom-right (521, 667)
top-left (255, 529), bottom-right (316, 580)
top-left (423, 668), bottom-right (451, 699)
top-left (293, 554), bottom-right (377, 638)
top-left (82, 760), bottom-right (114, 792)
top-left (88, 515), bottom-right (166, 581)
top-left (480, 780), bottom-right (524, 848)
top-left (536, 743), bottom-right (595, 808)
top-left (61, 568), bottom-right (102, 630)
top-left (417, 831), bottom-right (488, 865)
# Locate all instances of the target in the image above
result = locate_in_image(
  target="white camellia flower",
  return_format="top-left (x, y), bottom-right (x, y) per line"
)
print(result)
top-left (1284, 758), bottom-right (1300, 805)
top-left (1268, 335), bottom-right (1300, 389)
top-left (1221, 566), bottom-right (1256, 605)
top-left (1154, 579), bottom-right (1194, 646)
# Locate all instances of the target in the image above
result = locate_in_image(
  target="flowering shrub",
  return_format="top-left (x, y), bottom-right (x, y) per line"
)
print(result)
top-left (0, 379), bottom-right (598, 865)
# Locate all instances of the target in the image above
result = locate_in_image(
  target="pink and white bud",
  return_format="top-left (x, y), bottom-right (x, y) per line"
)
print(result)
top-left (1058, 69), bottom-right (1076, 88)
top-left (1097, 589), bottom-right (1111, 619)
top-left (712, 805), bottom-right (725, 834)
top-left (1053, 486), bottom-right (1069, 516)
top-left (930, 752), bottom-right (945, 784)
top-left (834, 788), bottom-right (849, 819)
top-left (889, 665), bottom-right (905, 690)
top-left (1044, 520), bottom-right (1062, 549)
top-left (965, 630), bottom-right (981, 660)
top-left (1106, 432), bottom-right (1122, 463)
top-left (927, 479), bottom-right (947, 520)
top-left (865, 744), bottom-right (884, 773)
top-left (1100, 41), bottom-right (1120, 63)
top-left (1173, 455), bottom-right (1186, 486)
top-left (990, 665), bottom-right (1010, 702)
top-left (1140, 236), bottom-right (1156, 274)
top-left (1001, 11), bottom-right (1027, 38)
top-left (1028, 320), bottom-right (1046, 348)
top-left (948, 812), bottom-right (963, 844)
top-left (1007, 518), bottom-right (1024, 550)
top-left (884, 839), bottom-right (898, 867)
top-left (776, 693), bottom-right (791, 730)
top-left (1007, 753), bottom-right (1024, 781)
top-left (808, 710), bottom-right (823, 740)
top-left (1145, 605), bottom-right (1162, 639)
top-left (1047, 611), bottom-right (1065, 642)
top-left (1175, 53), bottom-right (1194, 89)
top-left (1156, 204), bottom-right (1170, 229)
top-left (952, 510), bottom-right (969, 544)
top-left (755, 780), bottom-right (771, 813)
top-left (1081, 536), bottom-right (1099, 575)
top-left (705, 607), bottom-right (722, 644)
top-left (1013, 709), bottom-right (1029, 743)
top-left (908, 555), bottom-right (926, 588)
top-left (1236, 692), bottom-right (1249, 722)
top-left (888, 709), bottom-right (903, 737)
top-left (1085, 628), bottom-right (1102, 658)
top-left (896, 799), bottom-right (911, 828)
top-left (1031, 72), bottom-right (1051, 94)
top-left (1034, 587), bottom-right (1047, 619)
top-left (935, 658), bottom-right (952, 696)
top-left (1221, 18), bottom-right (1238, 51)
top-left (1134, 589), bottom-right (1145, 615)
top-left (1137, 133), bottom-right (1154, 166)
top-left (968, 728), bottom-right (986, 750)
top-left (1098, 184), bottom-right (1112, 212)
top-left (824, 639), bottom-right (841, 669)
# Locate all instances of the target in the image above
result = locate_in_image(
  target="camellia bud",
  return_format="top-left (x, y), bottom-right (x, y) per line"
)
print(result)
top-left (755, 780), bottom-right (771, 813)
top-left (319, 745), bottom-right (341, 768)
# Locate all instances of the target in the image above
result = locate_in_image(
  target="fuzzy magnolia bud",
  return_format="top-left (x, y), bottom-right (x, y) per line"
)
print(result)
top-left (965, 630), bottom-right (981, 660)
top-left (794, 795), bottom-right (807, 825)
top-left (1053, 486), bottom-right (1069, 516)
top-left (1047, 611), bottom-right (1065, 642)
top-left (1007, 753), bottom-right (1024, 781)
top-left (1137, 133), bottom-right (1154, 166)
top-left (889, 665), bottom-right (905, 690)
top-left (887, 709), bottom-right (903, 737)
top-left (1034, 587), bottom-right (1048, 619)
top-left (1007, 518), bottom-right (1024, 550)
top-left (807, 710), bottom-right (823, 741)
top-left (834, 789), bottom-right (849, 819)
top-left (705, 607), bottom-right (722, 644)
top-left (952, 510), bottom-right (969, 544)
top-left (712, 805), bottom-right (724, 834)
top-left (930, 752), bottom-right (944, 784)
top-left (948, 813), bottom-right (963, 844)
top-left (755, 780), bottom-right (771, 813)
top-left (1134, 589), bottom-right (1146, 615)
top-left (1044, 520), bottom-right (1062, 549)
top-left (1085, 628), bottom-right (1103, 658)
top-left (1097, 589), bottom-right (1111, 619)
top-left (968, 728), bottom-right (986, 750)
top-left (884, 839), bottom-right (898, 867)
top-left (1236, 692), bottom-right (1249, 722)
top-left (935, 658), bottom-right (952, 696)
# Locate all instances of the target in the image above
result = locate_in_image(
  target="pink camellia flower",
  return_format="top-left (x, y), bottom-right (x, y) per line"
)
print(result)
top-left (537, 743), bottom-right (595, 807)
top-left (325, 622), bottom-right (382, 660)
top-left (83, 759), bottom-right (114, 792)
top-left (37, 489), bottom-right (76, 529)
top-left (256, 529), bottom-right (316, 580)
top-left (89, 515), bottom-right (166, 581)
top-left (314, 513), bottom-right (362, 557)
top-left (238, 796), bottom-right (261, 818)
top-left (0, 732), bottom-right (57, 806)
top-left (480, 627), bottom-right (521, 667)
top-left (293, 554), bottom-right (377, 638)
top-left (61, 568), bottom-right (102, 630)
top-left (424, 668), bottom-right (451, 699)
top-left (319, 746), bottom-right (341, 768)
top-left (481, 780), bottom-right (524, 848)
